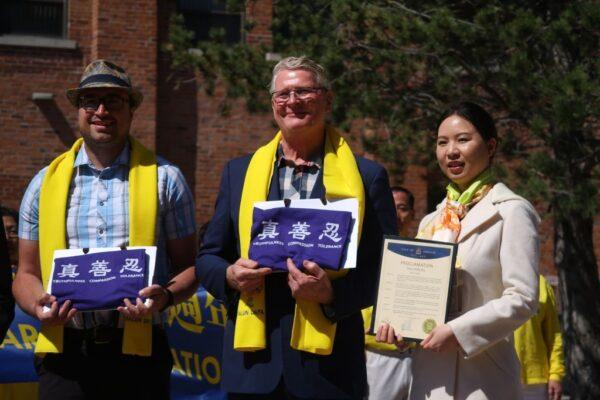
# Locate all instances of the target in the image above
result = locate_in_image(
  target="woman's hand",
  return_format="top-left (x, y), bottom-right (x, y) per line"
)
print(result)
top-left (375, 323), bottom-right (410, 351)
top-left (421, 324), bottom-right (462, 353)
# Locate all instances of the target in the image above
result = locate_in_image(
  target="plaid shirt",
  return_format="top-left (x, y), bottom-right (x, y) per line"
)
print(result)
top-left (19, 141), bottom-right (196, 328)
top-left (276, 144), bottom-right (322, 200)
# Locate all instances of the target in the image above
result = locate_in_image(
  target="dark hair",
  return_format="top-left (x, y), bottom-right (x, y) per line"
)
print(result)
top-left (438, 101), bottom-right (497, 142)
top-left (390, 186), bottom-right (415, 210)
top-left (0, 206), bottom-right (18, 226)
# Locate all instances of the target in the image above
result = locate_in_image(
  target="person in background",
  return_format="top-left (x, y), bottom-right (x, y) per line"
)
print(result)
top-left (514, 275), bottom-right (565, 400)
top-left (0, 207), bottom-right (19, 270)
top-left (363, 187), bottom-right (416, 400)
top-left (391, 187), bottom-right (415, 237)
top-left (0, 207), bottom-right (15, 341)
top-left (377, 101), bottom-right (539, 399)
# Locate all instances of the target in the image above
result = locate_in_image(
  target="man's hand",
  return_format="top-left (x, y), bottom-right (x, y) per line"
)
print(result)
top-left (375, 322), bottom-right (410, 351)
top-left (35, 293), bottom-right (76, 326)
top-left (117, 284), bottom-right (169, 320)
top-left (226, 258), bottom-right (271, 293)
top-left (421, 324), bottom-right (461, 353)
top-left (287, 259), bottom-right (333, 304)
top-left (548, 379), bottom-right (562, 400)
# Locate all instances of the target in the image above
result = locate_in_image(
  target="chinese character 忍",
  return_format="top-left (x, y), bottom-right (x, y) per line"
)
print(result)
top-left (319, 223), bottom-right (343, 242)
top-left (120, 258), bottom-right (142, 274)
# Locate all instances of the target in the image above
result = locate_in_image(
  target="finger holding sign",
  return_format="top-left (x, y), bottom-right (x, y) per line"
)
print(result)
top-left (35, 293), bottom-right (77, 326)
top-left (376, 323), bottom-right (396, 344)
top-left (376, 323), bottom-right (408, 350)
top-left (138, 284), bottom-right (170, 313)
top-left (118, 297), bottom-right (144, 320)
top-left (286, 258), bottom-right (333, 304)
top-left (226, 258), bottom-right (271, 293)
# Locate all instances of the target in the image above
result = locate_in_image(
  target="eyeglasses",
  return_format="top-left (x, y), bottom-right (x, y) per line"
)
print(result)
top-left (79, 94), bottom-right (129, 112)
top-left (271, 87), bottom-right (324, 104)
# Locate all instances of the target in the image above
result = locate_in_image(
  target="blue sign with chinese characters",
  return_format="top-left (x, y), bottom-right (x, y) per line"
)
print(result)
top-left (51, 249), bottom-right (148, 311)
top-left (249, 207), bottom-right (353, 271)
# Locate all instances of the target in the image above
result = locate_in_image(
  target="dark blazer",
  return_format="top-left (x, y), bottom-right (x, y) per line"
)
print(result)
top-left (0, 212), bottom-right (15, 341)
top-left (196, 153), bottom-right (397, 399)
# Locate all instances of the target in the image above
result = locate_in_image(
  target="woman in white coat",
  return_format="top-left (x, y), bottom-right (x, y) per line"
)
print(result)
top-left (377, 102), bottom-right (540, 399)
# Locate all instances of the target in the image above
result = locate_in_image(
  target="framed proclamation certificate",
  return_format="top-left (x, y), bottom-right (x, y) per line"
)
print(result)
top-left (369, 236), bottom-right (457, 341)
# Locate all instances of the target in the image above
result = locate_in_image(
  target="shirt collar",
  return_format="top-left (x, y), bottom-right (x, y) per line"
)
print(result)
top-left (74, 140), bottom-right (130, 169)
top-left (276, 143), bottom-right (323, 170)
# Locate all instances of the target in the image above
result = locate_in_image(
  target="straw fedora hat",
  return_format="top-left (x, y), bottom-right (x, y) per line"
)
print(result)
top-left (66, 59), bottom-right (143, 109)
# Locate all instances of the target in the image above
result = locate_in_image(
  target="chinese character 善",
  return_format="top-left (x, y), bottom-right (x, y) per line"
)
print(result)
top-left (289, 221), bottom-right (311, 240)
top-left (89, 260), bottom-right (111, 277)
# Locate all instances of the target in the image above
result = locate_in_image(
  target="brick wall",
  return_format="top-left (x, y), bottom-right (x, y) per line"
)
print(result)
top-left (0, 46), bottom-right (81, 211)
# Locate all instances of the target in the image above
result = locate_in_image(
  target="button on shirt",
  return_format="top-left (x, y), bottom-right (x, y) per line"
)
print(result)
top-left (19, 142), bottom-right (196, 328)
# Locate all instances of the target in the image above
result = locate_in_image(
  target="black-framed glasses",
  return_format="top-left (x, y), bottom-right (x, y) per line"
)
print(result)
top-left (79, 94), bottom-right (129, 112)
top-left (271, 87), bottom-right (324, 104)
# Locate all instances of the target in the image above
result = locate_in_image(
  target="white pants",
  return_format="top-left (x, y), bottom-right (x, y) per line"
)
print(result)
top-left (522, 384), bottom-right (548, 400)
top-left (366, 349), bottom-right (412, 400)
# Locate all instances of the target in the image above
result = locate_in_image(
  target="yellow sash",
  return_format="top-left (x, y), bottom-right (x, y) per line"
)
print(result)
top-left (234, 127), bottom-right (365, 355)
top-left (36, 136), bottom-right (157, 356)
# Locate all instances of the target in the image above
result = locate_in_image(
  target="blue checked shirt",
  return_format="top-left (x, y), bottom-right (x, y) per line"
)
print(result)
top-left (19, 142), bottom-right (196, 328)
top-left (276, 144), bottom-right (322, 200)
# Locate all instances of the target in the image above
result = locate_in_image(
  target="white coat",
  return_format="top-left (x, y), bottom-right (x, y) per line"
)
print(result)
top-left (409, 183), bottom-right (540, 400)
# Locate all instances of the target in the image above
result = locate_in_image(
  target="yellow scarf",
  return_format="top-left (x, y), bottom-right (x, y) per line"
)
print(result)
top-left (235, 127), bottom-right (365, 355)
top-left (36, 136), bottom-right (157, 356)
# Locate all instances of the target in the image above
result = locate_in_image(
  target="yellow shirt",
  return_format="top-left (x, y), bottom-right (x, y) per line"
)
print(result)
top-left (514, 275), bottom-right (565, 384)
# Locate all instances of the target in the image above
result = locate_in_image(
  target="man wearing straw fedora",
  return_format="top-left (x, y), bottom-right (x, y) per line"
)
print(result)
top-left (13, 60), bottom-right (198, 399)
top-left (196, 56), bottom-right (397, 399)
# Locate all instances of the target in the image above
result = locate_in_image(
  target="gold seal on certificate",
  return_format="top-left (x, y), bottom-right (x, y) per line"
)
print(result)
top-left (368, 236), bottom-right (456, 341)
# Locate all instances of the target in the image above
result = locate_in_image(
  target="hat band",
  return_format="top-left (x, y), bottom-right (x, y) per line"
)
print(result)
top-left (79, 74), bottom-right (131, 89)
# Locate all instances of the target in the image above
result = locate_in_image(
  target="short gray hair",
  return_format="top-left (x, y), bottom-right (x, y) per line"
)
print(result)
top-left (269, 56), bottom-right (331, 93)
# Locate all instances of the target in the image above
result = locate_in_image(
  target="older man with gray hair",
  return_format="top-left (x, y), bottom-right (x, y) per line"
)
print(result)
top-left (196, 56), bottom-right (397, 399)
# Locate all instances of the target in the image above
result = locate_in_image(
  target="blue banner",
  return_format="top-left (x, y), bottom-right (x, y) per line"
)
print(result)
top-left (0, 287), bottom-right (227, 399)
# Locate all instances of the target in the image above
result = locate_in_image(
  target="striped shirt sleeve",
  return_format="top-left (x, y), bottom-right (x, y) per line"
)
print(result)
top-left (18, 167), bottom-right (48, 241)
top-left (158, 162), bottom-right (196, 240)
